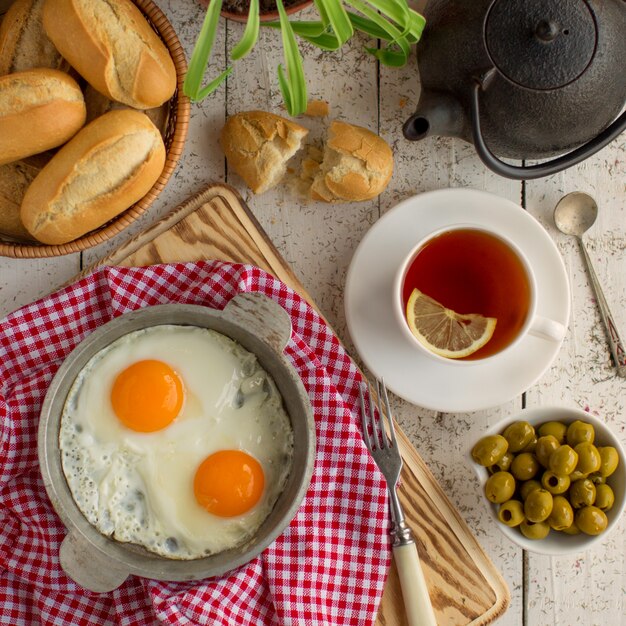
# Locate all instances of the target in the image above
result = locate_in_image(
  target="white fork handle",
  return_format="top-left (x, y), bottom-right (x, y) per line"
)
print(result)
top-left (393, 542), bottom-right (437, 626)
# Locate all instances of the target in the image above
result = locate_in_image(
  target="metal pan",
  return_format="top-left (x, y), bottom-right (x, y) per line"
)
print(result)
top-left (38, 293), bottom-right (316, 592)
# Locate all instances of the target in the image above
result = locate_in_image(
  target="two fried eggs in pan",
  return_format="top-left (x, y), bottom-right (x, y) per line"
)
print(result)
top-left (59, 325), bottom-right (294, 559)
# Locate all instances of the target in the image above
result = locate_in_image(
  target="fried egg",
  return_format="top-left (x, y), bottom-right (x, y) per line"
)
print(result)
top-left (59, 325), bottom-right (294, 559)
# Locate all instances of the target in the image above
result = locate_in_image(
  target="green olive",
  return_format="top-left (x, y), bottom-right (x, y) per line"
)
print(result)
top-left (535, 435), bottom-right (560, 468)
top-left (498, 500), bottom-right (525, 527)
top-left (561, 520), bottom-right (581, 535)
top-left (541, 470), bottom-right (570, 494)
top-left (547, 495), bottom-right (574, 531)
top-left (520, 520), bottom-right (550, 540)
top-left (588, 472), bottom-right (606, 485)
top-left (472, 435), bottom-right (509, 466)
top-left (595, 484), bottom-right (615, 511)
top-left (569, 479), bottom-right (597, 508)
top-left (518, 479), bottom-right (541, 501)
top-left (503, 421), bottom-right (536, 453)
top-left (511, 452), bottom-right (539, 481)
top-left (574, 442), bottom-right (601, 474)
top-left (490, 451), bottom-right (514, 473)
top-left (538, 421), bottom-right (567, 444)
top-left (575, 506), bottom-right (608, 535)
top-left (524, 488), bottom-right (554, 523)
top-left (598, 446), bottom-right (620, 478)
top-left (566, 420), bottom-right (595, 446)
top-left (485, 471), bottom-right (516, 504)
top-left (522, 435), bottom-right (538, 453)
top-left (549, 445), bottom-right (578, 476)
top-left (569, 469), bottom-right (589, 482)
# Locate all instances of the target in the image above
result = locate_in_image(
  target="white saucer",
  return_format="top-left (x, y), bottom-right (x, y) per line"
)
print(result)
top-left (344, 189), bottom-right (571, 412)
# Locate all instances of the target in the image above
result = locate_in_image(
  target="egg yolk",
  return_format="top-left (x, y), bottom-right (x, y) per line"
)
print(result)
top-left (193, 450), bottom-right (265, 517)
top-left (110, 359), bottom-right (184, 432)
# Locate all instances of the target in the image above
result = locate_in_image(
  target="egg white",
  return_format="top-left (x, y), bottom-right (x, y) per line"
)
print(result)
top-left (59, 325), bottom-right (294, 559)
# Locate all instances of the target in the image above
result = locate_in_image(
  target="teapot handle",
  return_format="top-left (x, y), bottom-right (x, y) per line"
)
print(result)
top-left (469, 78), bottom-right (626, 180)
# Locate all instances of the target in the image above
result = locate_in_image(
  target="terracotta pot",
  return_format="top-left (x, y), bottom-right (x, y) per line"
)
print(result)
top-left (198, 0), bottom-right (313, 23)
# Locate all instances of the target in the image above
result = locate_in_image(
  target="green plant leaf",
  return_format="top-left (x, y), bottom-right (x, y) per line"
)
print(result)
top-left (315, 0), bottom-right (353, 45)
top-left (230, 0), bottom-right (260, 60)
top-left (365, 0), bottom-right (411, 39)
top-left (276, 0), bottom-right (307, 115)
top-left (277, 64), bottom-right (293, 113)
top-left (183, 0), bottom-right (225, 100)
top-left (408, 10), bottom-right (426, 36)
top-left (264, 20), bottom-right (327, 38)
top-left (365, 46), bottom-right (406, 67)
top-left (346, 11), bottom-right (392, 39)
top-left (313, 0), bottom-right (331, 27)
top-left (196, 67), bottom-right (234, 99)
top-left (298, 32), bottom-right (346, 50)
top-left (346, 0), bottom-right (409, 56)
top-left (403, 10), bottom-right (426, 43)
top-left (264, 18), bottom-right (343, 50)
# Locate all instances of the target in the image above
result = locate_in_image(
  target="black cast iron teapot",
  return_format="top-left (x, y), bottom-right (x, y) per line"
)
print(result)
top-left (403, 0), bottom-right (626, 180)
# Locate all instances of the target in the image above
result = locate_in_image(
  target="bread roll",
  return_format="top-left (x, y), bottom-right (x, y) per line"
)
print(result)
top-left (0, 159), bottom-right (42, 240)
top-left (42, 0), bottom-right (177, 109)
top-left (21, 109), bottom-right (166, 244)
top-left (0, 68), bottom-right (86, 165)
top-left (83, 83), bottom-right (169, 134)
top-left (0, 0), bottom-right (67, 75)
top-left (310, 121), bottom-right (393, 202)
top-left (220, 111), bottom-right (309, 194)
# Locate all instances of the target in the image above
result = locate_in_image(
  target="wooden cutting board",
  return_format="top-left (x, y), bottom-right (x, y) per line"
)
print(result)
top-left (88, 183), bottom-right (509, 626)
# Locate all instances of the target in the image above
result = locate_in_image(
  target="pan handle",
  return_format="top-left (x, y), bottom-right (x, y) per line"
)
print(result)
top-left (60, 531), bottom-right (130, 592)
top-left (222, 292), bottom-right (292, 352)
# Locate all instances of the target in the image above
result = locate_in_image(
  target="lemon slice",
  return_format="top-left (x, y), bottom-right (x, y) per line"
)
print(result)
top-left (406, 288), bottom-right (497, 359)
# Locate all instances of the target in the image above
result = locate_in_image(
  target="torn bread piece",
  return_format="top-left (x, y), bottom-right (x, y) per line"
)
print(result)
top-left (304, 100), bottom-right (330, 117)
top-left (310, 120), bottom-right (393, 203)
top-left (0, 158), bottom-right (44, 240)
top-left (220, 111), bottom-right (309, 194)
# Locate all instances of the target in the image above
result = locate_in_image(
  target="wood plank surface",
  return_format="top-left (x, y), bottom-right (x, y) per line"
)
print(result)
top-left (1, 1), bottom-right (623, 624)
top-left (88, 183), bottom-right (509, 625)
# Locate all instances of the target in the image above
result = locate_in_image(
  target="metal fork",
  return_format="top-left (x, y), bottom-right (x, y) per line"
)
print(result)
top-left (359, 379), bottom-right (437, 626)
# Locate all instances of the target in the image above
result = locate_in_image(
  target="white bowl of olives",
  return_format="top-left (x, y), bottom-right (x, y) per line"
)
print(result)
top-left (470, 406), bottom-right (625, 555)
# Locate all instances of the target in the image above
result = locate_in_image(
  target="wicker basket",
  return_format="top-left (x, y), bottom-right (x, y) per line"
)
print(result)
top-left (0, 0), bottom-right (190, 259)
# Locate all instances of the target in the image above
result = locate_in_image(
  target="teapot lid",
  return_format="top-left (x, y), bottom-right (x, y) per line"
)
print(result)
top-left (485, 0), bottom-right (597, 90)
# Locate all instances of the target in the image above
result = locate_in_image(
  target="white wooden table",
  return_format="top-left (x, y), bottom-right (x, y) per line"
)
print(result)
top-left (1, 2), bottom-right (624, 624)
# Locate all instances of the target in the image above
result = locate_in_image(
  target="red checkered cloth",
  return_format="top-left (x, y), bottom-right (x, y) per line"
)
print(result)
top-left (0, 261), bottom-right (391, 625)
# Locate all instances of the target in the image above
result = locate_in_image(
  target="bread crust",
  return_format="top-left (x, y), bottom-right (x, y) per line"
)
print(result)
top-left (0, 68), bottom-right (86, 165)
top-left (310, 120), bottom-right (393, 202)
top-left (220, 110), bottom-right (308, 194)
top-left (21, 109), bottom-right (165, 244)
top-left (0, 0), bottom-right (67, 75)
top-left (0, 158), bottom-right (43, 240)
top-left (42, 0), bottom-right (176, 109)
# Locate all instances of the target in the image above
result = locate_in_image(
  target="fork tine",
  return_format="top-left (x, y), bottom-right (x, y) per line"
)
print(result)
top-left (380, 378), bottom-right (398, 449)
top-left (375, 379), bottom-right (391, 449)
top-left (368, 382), bottom-right (381, 450)
top-left (358, 384), bottom-right (373, 453)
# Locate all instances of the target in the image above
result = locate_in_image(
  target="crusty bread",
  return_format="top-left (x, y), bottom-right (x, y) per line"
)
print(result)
top-left (220, 111), bottom-right (309, 194)
top-left (21, 109), bottom-right (166, 244)
top-left (310, 120), bottom-right (393, 202)
top-left (0, 68), bottom-right (86, 165)
top-left (0, 0), bottom-right (67, 75)
top-left (0, 158), bottom-right (43, 240)
top-left (83, 83), bottom-right (169, 134)
top-left (42, 0), bottom-right (177, 109)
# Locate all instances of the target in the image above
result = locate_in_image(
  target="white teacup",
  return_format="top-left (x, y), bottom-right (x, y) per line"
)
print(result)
top-left (392, 224), bottom-right (566, 365)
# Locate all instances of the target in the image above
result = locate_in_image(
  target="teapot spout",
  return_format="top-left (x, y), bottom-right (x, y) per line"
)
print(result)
top-left (403, 92), bottom-right (467, 141)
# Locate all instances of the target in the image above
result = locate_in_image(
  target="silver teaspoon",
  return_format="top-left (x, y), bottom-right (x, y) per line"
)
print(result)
top-left (554, 192), bottom-right (626, 377)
